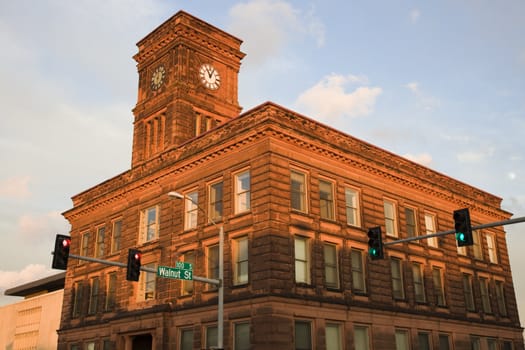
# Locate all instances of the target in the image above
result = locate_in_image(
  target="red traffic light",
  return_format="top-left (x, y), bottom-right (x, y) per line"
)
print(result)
top-left (126, 249), bottom-right (142, 281)
top-left (52, 234), bottom-right (71, 270)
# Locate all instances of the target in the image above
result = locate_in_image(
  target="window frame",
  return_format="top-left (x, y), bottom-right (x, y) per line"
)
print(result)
top-left (479, 277), bottom-right (492, 314)
top-left (184, 191), bottom-right (198, 230)
top-left (319, 179), bottom-right (335, 220)
top-left (412, 262), bottom-right (426, 303)
top-left (325, 323), bottom-right (342, 350)
top-left (391, 258), bottom-right (405, 300)
top-left (323, 242), bottom-right (340, 289)
top-left (110, 219), bottom-right (122, 254)
top-left (486, 233), bottom-right (498, 264)
top-left (472, 230), bottom-right (483, 260)
top-left (384, 199), bottom-right (398, 237)
top-left (353, 325), bottom-right (370, 350)
top-left (207, 244), bottom-right (220, 290)
top-left (424, 213), bottom-right (438, 248)
top-left (105, 272), bottom-right (117, 312)
top-left (233, 236), bottom-right (249, 286)
top-left (234, 169), bottom-right (251, 214)
top-left (495, 280), bottom-right (507, 316)
top-left (291, 169), bottom-right (308, 213)
top-left (294, 236), bottom-right (310, 284)
top-left (208, 180), bottom-right (224, 222)
top-left (233, 321), bottom-right (251, 350)
top-left (294, 320), bottom-right (312, 350)
top-left (351, 248), bottom-right (367, 294)
top-left (95, 226), bottom-right (105, 258)
top-left (88, 276), bottom-right (99, 315)
top-left (432, 266), bottom-right (446, 307)
top-left (140, 205), bottom-right (159, 243)
top-left (80, 232), bottom-right (91, 264)
top-left (345, 187), bottom-right (360, 227)
top-left (138, 262), bottom-right (156, 301)
top-left (463, 273), bottom-right (475, 311)
top-left (405, 207), bottom-right (417, 238)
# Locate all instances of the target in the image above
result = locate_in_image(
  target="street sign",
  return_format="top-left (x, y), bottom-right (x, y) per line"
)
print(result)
top-left (157, 264), bottom-right (193, 281)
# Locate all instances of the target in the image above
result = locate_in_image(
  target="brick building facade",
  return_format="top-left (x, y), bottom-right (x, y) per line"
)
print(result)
top-left (57, 11), bottom-right (524, 350)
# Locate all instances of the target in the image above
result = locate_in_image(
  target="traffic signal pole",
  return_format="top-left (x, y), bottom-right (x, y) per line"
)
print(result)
top-left (56, 253), bottom-right (221, 285)
top-left (384, 216), bottom-right (525, 246)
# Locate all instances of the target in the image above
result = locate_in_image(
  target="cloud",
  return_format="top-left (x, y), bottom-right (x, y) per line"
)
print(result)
top-left (295, 74), bottom-right (382, 121)
top-left (0, 176), bottom-right (31, 199)
top-left (410, 9), bottom-right (421, 23)
top-left (456, 147), bottom-right (495, 163)
top-left (404, 81), bottom-right (440, 111)
top-left (228, 0), bottom-right (325, 64)
top-left (403, 153), bottom-right (433, 167)
top-left (17, 211), bottom-right (70, 241)
top-left (0, 264), bottom-right (55, 294)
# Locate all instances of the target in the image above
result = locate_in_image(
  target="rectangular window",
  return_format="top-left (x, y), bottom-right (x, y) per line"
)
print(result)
top-left (473, 230), bottom-right (483, 260)
top-left (457, 244), bottom-right (467, 256)
top-left (209, 181), bottom-right (223, 221)
top-left (405, 207), bottom-right (417, 238)
top-left (95, 227), bottom-right (105, 258)
top-left (85, 342), bottom-right (95, 350)
top-left (345, 188), bottom-right (360, 226)
top-left (72, 281), bottom-right (83, 318)
top-left (184, 191), bottom-right (198, 230)
top-left (384, 200), bottom-right (398, 237)
top-left (291, 170), bottom-right (307, 212)
top-left (234, 322), bottom-right (250, 350)
top-left (139, 263), bottom-right (156, 301)
top-left (140, 206), bottom-right (159, 243)
top-left (180, 329), bottom-right (194, 350)
top-left (105, 272), bottom-right (117, 311)
top-left (208, 245), bottom-right (219, 290)
top-left (353, 326), bottom-right (370, 350)
top-left (395, 329), bottom-right (410, 350)
top-left (471, 336), bottom-right (481, 350)
top-left (294, 321), bottom-right (312, 350)
top-left (319, 180), bottom-right (335, 220)
top-left (425, 213), bottom-right (438, 247)
top-left (235, 170), bottom-right (251, 214)
top-left (111, 220), bottom-right (122, 254)
top-left (438, 334), bottom-right (450, 350)
top-left (487, 339), bottom-right (498, 350)
top-left (324, 243), bottom-right (339, 289)
top-left (351, 249), bottom-right (366, 293)
top-left (391, 258), bottom-right (405, 300)
top-left (486, 234), bottom-right (498, 263)
top-left (463, 273), bottom-right (475, 311)
top-left (496, 280), bottom-right (507, 316)
top-left (88, 277), bottom-right (99, 315)
top-left (81, 232), bottom-right (90, 263)
top-left (325, 323), bottom-right (342, 350)
top-left (432, 267), bottom-right (446, 306)
top-left (412, 262), bottom-right (426, 303)
top-left (295, 237), bottom-right (310, 284)
top-left (206, 326), bottom-right (218, 349)
top-left (234, 237), bottom-right (249, 285)
top-left (182, 251), bottom-right (195, 295)
top-left (502, 341), bottom-right (514, 350)
top-left (417, 332), bottom-right (431, 350)
top-left (480, 277), bottom-right (492, 313)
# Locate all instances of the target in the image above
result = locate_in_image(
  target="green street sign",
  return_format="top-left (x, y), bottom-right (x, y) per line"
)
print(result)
top-left (157, 265), bottom-right (193, 281)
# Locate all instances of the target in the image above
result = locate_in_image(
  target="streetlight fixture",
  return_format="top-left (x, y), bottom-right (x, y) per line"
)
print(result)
top-left (168, 191), bottom-right (224, 350)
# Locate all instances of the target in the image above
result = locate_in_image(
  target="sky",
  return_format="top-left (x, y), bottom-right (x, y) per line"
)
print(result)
top-left (0, 0), bottom-right (524, 321)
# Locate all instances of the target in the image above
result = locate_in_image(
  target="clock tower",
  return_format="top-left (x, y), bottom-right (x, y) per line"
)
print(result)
top-left (131, 11), bottom-right (245, 167)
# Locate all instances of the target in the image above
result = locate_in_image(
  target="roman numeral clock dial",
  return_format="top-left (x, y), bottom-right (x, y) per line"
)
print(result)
top-left (199, 63), bottom-right (221, 90)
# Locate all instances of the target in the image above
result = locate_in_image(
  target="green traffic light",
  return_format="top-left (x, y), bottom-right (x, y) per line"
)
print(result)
top-left (369, 247), bottom-right (378, 256)
top-left (456, 232), bottom-right (465, 242)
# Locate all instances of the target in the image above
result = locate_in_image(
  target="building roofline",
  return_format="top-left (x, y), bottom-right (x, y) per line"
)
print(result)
top-left (4, 272), bottom-right (66, 297)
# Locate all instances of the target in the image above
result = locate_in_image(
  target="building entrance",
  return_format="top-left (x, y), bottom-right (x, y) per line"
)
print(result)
top-left (131, 334), bottom-right (152, 350)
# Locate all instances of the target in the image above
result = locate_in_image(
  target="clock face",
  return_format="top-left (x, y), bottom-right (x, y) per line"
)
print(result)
top-left (199, 63), bottom-right (221, 90)
top-left (151, 65), bottom-right (166, 90)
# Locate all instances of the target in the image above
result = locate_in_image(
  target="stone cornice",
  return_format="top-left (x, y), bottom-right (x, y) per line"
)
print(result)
top-left (64, 102), bottom-right (509, 221)
top-left (134, 10), bottom-right (245, 67)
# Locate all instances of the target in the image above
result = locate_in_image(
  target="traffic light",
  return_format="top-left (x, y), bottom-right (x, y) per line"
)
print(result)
top-left (367, 226), bottom-right (384, 260)
top-left (126, 249), bottom-right (142, 281)
top-left (52, 234), bottom-right (71, 270)
top-left (454, 208), bottom-right (473, 247)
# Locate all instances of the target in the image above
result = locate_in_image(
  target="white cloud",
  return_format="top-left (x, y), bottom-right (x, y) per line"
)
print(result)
top-left (456, 147), bottom-right (495, 163)
top-left (228, 0), bottom-right (325, 64)
top-left (0, 176), bottom-right (31, 199)
top-left (0, 264), bottom-right (55, 293)
top-left (410, 9), bottom-right (421, 23)
top-left (508, 172), bottom-right (517, 180)
top-left (404, 81), bottom-right (440, 111)
top-left (295, 74), bottom-right (382, 121)
top-left (17, 211), bottom-right (70, 240)
top-left (403, 153), bottom-right (433, 167)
